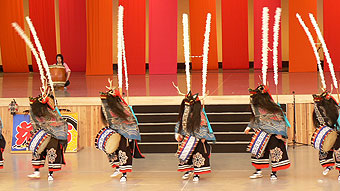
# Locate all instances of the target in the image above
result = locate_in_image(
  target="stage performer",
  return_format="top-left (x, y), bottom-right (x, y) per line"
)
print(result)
top-left (311, 91), bottom-right (340, 180)
top-left (296, 11), bottom-right (340, 181)
top-left (55, 54), bottom-right (71, 88)
top-left (27, 86), bottom-right (68, 181)
top-left (245, 85), bottom-right (290, 180)
top-left (175, 91), bottom-right (215, 182)
top-left (95, 81), bottom-right (144, 183)
top-left (11, 16), bottom-right (68, 181)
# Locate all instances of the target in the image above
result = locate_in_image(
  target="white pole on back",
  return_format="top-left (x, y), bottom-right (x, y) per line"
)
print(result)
top-left (117, 6), bottom-right (124, 94)
top-left (202, 13), bottom-right (211, 98)
top-left (183, 14), bottom-right (191, 93)
top-left (26, 17), bottom-right (54, 93)
top-left (261, 7), bottom-right (269, 86)
top-left (273, 8), bottom-right (281, 87)
top-left (296, 13), bottom-right (326, 89)
top-left (12, 23), bottom-right (46, 90)
top-left (309, 14), bottom-right (338, 89)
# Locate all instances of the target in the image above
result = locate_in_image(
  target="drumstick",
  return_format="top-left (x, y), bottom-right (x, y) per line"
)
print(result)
top-left (203, 141), bottom-right (207, 154)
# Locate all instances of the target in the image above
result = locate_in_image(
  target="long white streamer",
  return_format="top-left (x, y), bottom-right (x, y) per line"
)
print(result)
top-left (12, 22), bottom-right (46, 89)
top-left (202, 13), bottom-right (211, 98)
top-left (120, 7), bottom-right (128, 92)
top-left (121, 34), bottom-right (128, 92)
top-left (25, 17), bottom-right (54, 92)
top-left (296, 13), bottom-right (326, 89)
top-left (183, 14), bottom-right (191, 93)
top-left (117, 6), bottom-right (124, 90)
top-left (309, 13), bottom-right (338, 89)
top-left (261, 7), bottom-right (269, 85)
top-left (273, 8), bottom-right (281, 86)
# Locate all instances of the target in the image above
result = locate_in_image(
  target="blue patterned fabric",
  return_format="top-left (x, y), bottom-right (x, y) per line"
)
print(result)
top-left (248, 104), bottom-right (288, 138)
top-left (101, 99), bottom-right (141, 141)
top-left (175, 111), bottom-right (216, 141)
top-left (30, 108), bottom-right (68, 141)
top-left (277, 103), bottom-right (291, 128)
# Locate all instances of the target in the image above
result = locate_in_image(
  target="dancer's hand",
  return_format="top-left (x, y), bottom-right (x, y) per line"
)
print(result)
top-left (175, 133), bottom-right (183, 142)
top-left (276, 134), bottom-right (283, 140)
top-left (201, 138), bottom-right (206, 143)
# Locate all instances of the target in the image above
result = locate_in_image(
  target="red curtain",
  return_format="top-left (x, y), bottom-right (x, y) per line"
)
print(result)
top-left (189, 0), bottom-right (218, 70)
top-left (119, 0), bottom-right (146, 75)
top-left (59, 0), bottom-right (87, 72)
top-left (289, 0), bottom-right (317, 72)
top-left (222, 0), bottom-right (249, 69)
top-left (86, 0), bottom-right (113, 75)
top-left (29, 0), bottom-right (57, 71)
top-left (323, 0), bottom-right (340, 71)
top-left (254, 0), bottom-right (282, 70)
top-left (149, 0), bottom-right (177, 74)
top-left (0, 1), bottom-right (28, 72)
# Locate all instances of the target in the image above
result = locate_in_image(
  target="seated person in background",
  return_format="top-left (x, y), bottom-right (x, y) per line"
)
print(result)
top-left (55, 54), bottom-right (71, 87)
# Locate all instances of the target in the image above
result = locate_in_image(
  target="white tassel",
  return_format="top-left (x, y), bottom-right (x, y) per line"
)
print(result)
top-left (309, 14), bottom-right (338, 89)
top-left (25, 17), bottom-right (54, 92)
top-left (202, 13), bottom-right (211, 98)
top-left (272, 8), bottom-right (281, 86)
top-left (122, 35), bottom-right (128, 92)
top-left (120, 8), bottom-right (128, 92)
top-left (296, 13), bottom-right (326, 89)
top-left (183, 14), bottom-right (191, 93)
top-left (12, 22), bottom-right (46, 89)
top-left (117, 6), bottom-right (124, 90)
top-left (261, 7), bottom-right (269, 85)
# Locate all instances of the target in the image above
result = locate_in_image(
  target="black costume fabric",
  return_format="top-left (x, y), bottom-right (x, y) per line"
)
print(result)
top-left (248, 85), bottom-right (290, 172)
top-left (250, 136), bottom-right (290, 171)
top-left (0, 135), bottom-right (5, 169)
top-left (31, 137), bottom-right (65, 171)
top-left (178, 140), bottom-right (211, 175)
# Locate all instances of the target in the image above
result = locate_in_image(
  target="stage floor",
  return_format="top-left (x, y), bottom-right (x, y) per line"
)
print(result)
top-left (0, 70), bottom-right (334, 98)
top-left (1, 146), bottom-right (339, 191)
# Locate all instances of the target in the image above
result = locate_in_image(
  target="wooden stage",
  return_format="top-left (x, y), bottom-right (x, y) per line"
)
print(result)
top-left (1, 146), bottom-right (339, 191)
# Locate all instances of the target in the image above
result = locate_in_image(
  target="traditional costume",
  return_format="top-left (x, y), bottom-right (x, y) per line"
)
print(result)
top-left (93, 6), bottom-right (144, 183)
top-left (245, 85), bottom-right (290, 180)
top-left (12, 16), bottom-right (68, 181)
top-left (175, 12), bottom-right (214, 182)
top-left (175, 92), bottom-right (215, 182)
top-left (245, 7), bottom-right (289, 180)
top-left (296, 11), bottom-right (340, 180)
top-left (95, 86), bottom-right (144, 182)
top-left (0, 117), bottom-right (5, 169)
top-left (27, 87), bottom-right (68, 181)
top-left (312, 91), bottom-right (340, 180)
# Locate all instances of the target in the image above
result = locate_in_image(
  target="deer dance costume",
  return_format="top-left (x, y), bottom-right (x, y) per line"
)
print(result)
top-left (312, 91), bottom-right (340, 180)
top-left (27, 88), bottom-right (68, 181)
top-left (97, 87), bottom-right (144, 182)
top-left (245, 85), bottom-right (290, 180)
top-left (175, 92), bottom-right (215, 182)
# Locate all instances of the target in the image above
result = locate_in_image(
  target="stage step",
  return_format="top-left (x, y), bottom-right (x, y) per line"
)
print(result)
top-left (133, 104), bottom-right (286, 153)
